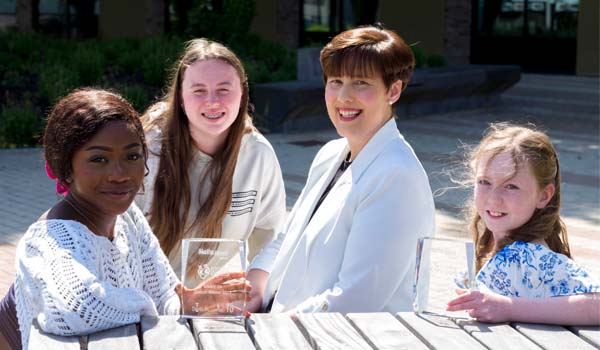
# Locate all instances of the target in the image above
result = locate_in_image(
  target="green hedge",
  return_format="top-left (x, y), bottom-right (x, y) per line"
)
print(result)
top-left (0, 29), bottom-right (296, 148)
top-left (0, 24), bottom-right (442, 149)
top-left (410, 45), bottom-right (447, 69)
top-left (0, 100), bottom-right (42, 148)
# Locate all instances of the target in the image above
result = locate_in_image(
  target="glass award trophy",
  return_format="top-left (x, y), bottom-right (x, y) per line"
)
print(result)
top-left (181, 238), bottom-right (248, 320)
top-left (413, 236), bottom-right (476, 317)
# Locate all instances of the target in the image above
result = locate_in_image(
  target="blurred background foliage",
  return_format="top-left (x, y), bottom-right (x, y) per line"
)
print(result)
top-left (0, 0), bottom-right (445, 148)
top-left (0, 0), bottom-right (296, 148)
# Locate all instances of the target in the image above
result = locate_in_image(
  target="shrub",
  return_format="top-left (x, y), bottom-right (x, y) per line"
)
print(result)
top-left (5, 31), bottom-right (41, 63)
top-left (102, 38), bottom-right (141, 74)
top-left (140, 36), bottom-right (182, 87)
top-left (427, 53), bottom-right (447, 68)
top-left (174, 0), bottom-right (293, 84)
top-left (0, 101), bottom-right (42, 147)
top-left (410, 45), bottom-right (426, 69)
top-left (305, 24), bottom-right (330, 33)
top-left (43, 39), bottom-right (75, 65)
top-left (38, 64), bottom-right (80, 104)
top-left (2, 70), bottom-right (27, 90)
top-left (268, 53), bottom-right (296, 82)
top-left (0, 51), bottom-right (22, 72)
top-left (101, 37), bottom-right (138, 62)
top-left (0, 27), bottom-right (295, 148)
top-left (244, 60), bottom-right (270, 84)
top-left (409, 45), bottom-right (447, 68)
top-left (73, 42), bottom-right (106, 84)
top-left (188, 0), bottom-right (255, 42)
top-left (115, 84), bottom-right (152, 113)
top-left (229, 33), bottom-right (296, 83)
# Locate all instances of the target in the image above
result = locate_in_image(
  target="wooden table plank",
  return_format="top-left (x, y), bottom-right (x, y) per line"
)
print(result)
top-left (456, 319), bottom-right (542, 350)
top-left (88, 324), bottom-right (140, 350)
top-left (569, 326), bottom-right (600, 349)
top-left (295, 313), bottom-right (372, 350)
top-left (396, 312), bottom-right (485, 350)
top-left (247, 313), bottom-right (312, 350)
top-left (513, 323), bottom-right (597, 350)
top-left (191, 318), bottom-right (255, 350)
top-left (27, 321), bottom-right (80, 350)
top-left (141, 316), bottom-right (197, 350)
top-left (346, 312), bottom-right (429, 350)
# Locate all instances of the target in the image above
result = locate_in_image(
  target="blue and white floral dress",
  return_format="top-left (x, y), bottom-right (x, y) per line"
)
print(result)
top-left (476, 241), bottom-right (600, 297)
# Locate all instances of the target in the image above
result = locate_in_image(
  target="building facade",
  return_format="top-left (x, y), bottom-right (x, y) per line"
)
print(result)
top-left (6, 0), bottom-right (598, 75)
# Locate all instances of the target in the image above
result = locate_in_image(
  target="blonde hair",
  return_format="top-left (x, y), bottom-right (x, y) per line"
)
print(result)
top-left (466, 123), bottom-right (570, 271)
top-left (142, 38), bottom-right (256, 261)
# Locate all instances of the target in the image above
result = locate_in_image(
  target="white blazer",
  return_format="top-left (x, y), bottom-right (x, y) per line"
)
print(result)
top-left (257, 118), bottom-right (435, 313)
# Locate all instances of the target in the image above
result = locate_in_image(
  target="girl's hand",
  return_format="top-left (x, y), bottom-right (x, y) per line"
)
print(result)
top-left (446, 289), bottom-right (512, 323)
top-left (177, 272), bottom-right (251, 316)
top-left (244, 269), bottom-right (269, 314)
top-left (244, 293), bottom-right (263, 314)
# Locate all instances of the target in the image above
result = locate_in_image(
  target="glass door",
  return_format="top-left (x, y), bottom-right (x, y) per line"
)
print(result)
top-left (300, 0), bottom-right (379, 46)
top-left (471, 0), bottom-right (579, 73)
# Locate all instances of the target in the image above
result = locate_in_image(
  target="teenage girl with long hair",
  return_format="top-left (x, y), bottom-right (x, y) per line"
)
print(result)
top-left (135, 39), bottom-right (286, 311)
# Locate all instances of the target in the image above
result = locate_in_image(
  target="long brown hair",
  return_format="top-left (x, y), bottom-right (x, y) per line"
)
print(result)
top-left (142, 38), bottom-right (255, 257)
top-left (467, 123), bottom-right (570, 271)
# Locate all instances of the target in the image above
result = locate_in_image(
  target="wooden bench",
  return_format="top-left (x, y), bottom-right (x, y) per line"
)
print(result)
top-left (28, 312), bottom-right (599, 349)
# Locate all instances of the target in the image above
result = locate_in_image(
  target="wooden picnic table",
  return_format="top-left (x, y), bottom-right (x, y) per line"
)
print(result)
top-left (29, 312), bottom-right (600, 349)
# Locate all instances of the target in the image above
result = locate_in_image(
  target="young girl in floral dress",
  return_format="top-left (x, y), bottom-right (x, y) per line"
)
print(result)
top-left (447, 123), bottom-right (599, 325)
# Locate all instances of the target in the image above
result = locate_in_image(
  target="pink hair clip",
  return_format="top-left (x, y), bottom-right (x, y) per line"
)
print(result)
top-left (45, 162), bottom-right (69, 196)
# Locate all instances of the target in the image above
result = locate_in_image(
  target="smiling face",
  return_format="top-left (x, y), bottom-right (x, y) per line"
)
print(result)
top-left (180, 59), bottom-right (242, 154)
top-left (474, 151), bottom-right (555, 245)
top-left (324, 75), bottom-right (402, 157)
top-left (69, 120), bottom-right (145, 217)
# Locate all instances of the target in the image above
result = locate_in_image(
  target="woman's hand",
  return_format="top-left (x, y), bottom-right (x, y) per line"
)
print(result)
top-left (177, 271), bottom-right (251, 316)
top-left (446, 289), bottom-right (512, 323)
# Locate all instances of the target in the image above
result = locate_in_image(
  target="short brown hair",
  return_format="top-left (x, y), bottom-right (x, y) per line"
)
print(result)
top-left (43, 88), bottom-right (146, 186)
top-left (320, 25), bottom-right (415, 91)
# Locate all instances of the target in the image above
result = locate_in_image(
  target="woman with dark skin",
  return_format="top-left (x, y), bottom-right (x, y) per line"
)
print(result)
top-left (11, 88), bottom-right (249, 349)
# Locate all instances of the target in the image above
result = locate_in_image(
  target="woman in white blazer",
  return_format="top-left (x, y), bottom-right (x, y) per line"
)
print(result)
top-left (246, 25), bottom-right (435, 314)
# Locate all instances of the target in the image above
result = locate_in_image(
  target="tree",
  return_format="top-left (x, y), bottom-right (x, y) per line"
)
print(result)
top-left (276, 0), bottom-right (299, 48)
top-left (16, 0), bottom-right (39, 32)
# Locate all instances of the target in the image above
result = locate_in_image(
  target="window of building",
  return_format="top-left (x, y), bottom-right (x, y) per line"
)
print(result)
top-left (472, 0), bottom-right (579, 73)
top-left (476, 0), bottom-right (579, 38)
top-left (301, 0), bottom-right (378, 45)
top-left (1, 0), bottom-right (99, 37)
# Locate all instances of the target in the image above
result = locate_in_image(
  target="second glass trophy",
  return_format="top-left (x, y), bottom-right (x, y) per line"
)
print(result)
top-left (413, 236), bottom-right (476, 318)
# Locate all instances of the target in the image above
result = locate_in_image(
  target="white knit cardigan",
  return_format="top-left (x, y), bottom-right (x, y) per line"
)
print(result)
top-left (14, 204), bottom-right (180, 349)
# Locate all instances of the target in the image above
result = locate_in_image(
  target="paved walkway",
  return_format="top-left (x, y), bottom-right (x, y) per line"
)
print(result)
top-left (1, 73), bottom-right (598, 297)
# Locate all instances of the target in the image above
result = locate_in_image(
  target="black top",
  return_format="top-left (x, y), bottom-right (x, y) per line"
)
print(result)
top-left (309, 153), bottom-right (352, 222)
top-left (265, 154), bottom-right (352, 312)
